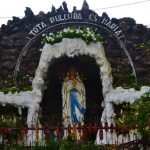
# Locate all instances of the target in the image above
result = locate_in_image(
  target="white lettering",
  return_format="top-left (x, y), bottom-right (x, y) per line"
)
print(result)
top-left (27, 13), bottom-right (124, 40)
top-left (29, 22), bottom-right (47, 36)
top-left (64, 14), bottom-right (68, 20)
top-left (101, 18), bottom-right (123, 37)
top-left (89, 14), bottom-right (97, 21)
top-left (101, 18), bottom-right (108, 24)
top-left (113, 26), bottom-right (119, 31)
top-left (73, 13), bottom-right (82, 19)
top-left (78, 13), bottom-right (82, 20)
top-left (41, 22), bottom-right (47, 28)
top-left (89, 14), bottom-right (92, 20)
top-left (68, 13), bottom-right (73, 20)
top-left (55, 15), bottom-right (64, 22)
top-left (55, 16), bottom-right (59, 22)
top-left (50, 17), bottom-right (55, 23)
top-left (106, 21), bottom-right (112, 27)
top-left (58, 15), bottom-right (64, 21)
top-left (115, 30), bottom-right (122, 36)
top-left (33, 28), bottom-right (39, 33)
top-left (94, 15), bottom-right (97, 21)
top-left (49, 13), bottom-right (82, 23)
top-left (29, 30), bottom-right (36, 36)
top-left (110, 23), bottom-right (117, 30)
top-left (36, 23), bottom-right (42, 30)
top-left (73, 13), bottom-right (78, 19)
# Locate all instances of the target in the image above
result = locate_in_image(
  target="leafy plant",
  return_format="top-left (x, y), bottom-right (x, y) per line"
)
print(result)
top-left (140, 41), bottom-right (150, 54)
top-left (0, 72), bottom-right (33, 94)
top-left (41, 27), bottom-right (103, 45)
top-left (113, 73), bottom-right (150, 90)
top-left (113, 91), bottom-right (150, 141)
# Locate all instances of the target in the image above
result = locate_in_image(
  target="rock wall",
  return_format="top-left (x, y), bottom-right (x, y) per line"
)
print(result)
top-left (0, 7), bottom-right (149, 85)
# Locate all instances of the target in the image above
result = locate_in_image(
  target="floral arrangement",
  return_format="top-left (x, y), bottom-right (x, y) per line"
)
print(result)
top-left (113, 91), bottom-right (150, 141)
top-left (41, 27), bottom-right (103, 45)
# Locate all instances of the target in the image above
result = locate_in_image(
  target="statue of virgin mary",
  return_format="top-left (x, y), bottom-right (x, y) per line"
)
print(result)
top-left (62, 67), bottom-right (86, 128)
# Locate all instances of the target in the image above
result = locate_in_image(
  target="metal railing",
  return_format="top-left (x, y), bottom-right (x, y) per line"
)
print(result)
top-left (0, 121), bottom-right (143, 147)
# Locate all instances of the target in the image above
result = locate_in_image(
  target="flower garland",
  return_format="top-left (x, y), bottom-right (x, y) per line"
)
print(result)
top-left (41, 27), bottom-right (103, 45)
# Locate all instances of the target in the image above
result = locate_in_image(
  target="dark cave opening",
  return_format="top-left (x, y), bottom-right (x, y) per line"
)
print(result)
top-left (40, 55), bottom-right (104, 126)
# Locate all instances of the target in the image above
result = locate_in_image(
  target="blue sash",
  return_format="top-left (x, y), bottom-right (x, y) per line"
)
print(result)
top-left (70, 88), bottom-right (85, 123)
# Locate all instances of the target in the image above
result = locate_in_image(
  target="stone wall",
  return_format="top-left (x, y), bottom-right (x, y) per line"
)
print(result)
top-left (0, 7), bottom-right (149, 85)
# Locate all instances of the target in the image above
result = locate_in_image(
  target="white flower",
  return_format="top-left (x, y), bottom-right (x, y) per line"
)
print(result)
top-left (59, 34), bottom-right (63, 38)
top-left (63, 28), bottom-right (67, 32)
top-left (48, 36), bottom-right (51, 40)
top-left (135, 112), bottom-right (139, 116)
top-left (87, 27), bottom-right (90, 31)
top-left (51, 38), bottom-right (54, 41)
top-left (41, 27), bottom-right (102, 45)
top-left (91, 34), bottom-right (95, 37)
top-left (49, 33), bottom-right (54, 35)
top-left (66, 28), bottom-right (70, 32)
top-left (87, 30), bottom-right (91, 34)
top-left (70, 29), bottom-right (74, 33)
top-left (76, 30), bottom-right (80, 34)
top-left (80, 30), bottom-right (83, 34)
top-left (46, 35), bottom-right (49, 40)
top-left (87, 34), bottom-right (90, 37)
top-left (93, 38), bottom-right (96, 41)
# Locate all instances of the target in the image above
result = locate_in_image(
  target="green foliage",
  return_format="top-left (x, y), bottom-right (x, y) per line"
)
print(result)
top-left (112, 102), bottom-right (130, 121)
top-left (113, 91), bottom-right (150, 141)
top-left (41, 27), bottom-right (103, 45)
top-left (0, 72), bottom-right (33, 94)
top-left (0, 116), bottom-right (27, 129)
top-left (59, 141), bottom-right (104, 150)
top-left (0, 86), bottom-right (32, 94)
top-left (139, 41), bottom-right (150, 54)
top-left (113, 74), bottom-right (150, 90)
top-left (0, 117), bottom-right (18, 128)
top-left (0, 104), bottom-right (27, 127)
top-left (0, 142), bottom-right (104, 150)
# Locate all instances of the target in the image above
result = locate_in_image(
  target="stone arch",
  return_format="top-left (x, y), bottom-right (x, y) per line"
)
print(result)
top-left (32, 38), bottom-right (113, 107)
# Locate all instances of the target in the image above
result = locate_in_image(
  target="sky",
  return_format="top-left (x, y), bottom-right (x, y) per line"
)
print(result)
top-left (0, 0), bottom-right (150, 27)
